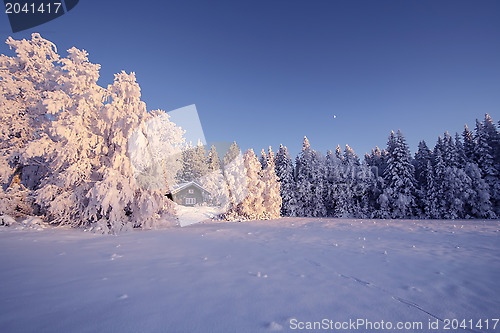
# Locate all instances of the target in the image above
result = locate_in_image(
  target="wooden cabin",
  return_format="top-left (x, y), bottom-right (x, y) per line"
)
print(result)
top-left (168, 181), bottom-right (211, 206)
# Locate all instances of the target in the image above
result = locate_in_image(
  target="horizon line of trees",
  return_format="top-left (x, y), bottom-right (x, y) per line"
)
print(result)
top-left (1, 34), bottom-right (498, 236)
top-left (273, 114), bottom-right (499, 219)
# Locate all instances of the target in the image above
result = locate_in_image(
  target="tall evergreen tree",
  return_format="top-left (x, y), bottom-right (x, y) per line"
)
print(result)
top-left (275, 144), bottom-right (296, 216)
top-left (413, 140), bottom-right (432, 217)
top-left (222, 142), bottom-right (247, 215)
top-left (382, 130), bottom-right (416, 218)
top-left (259, 149), bottom-right (267, 169)
top-left (262, 147), bottom-right (282, 219)
top-left (463, 124), bottom-right (476, 162)
top-left (324, 150), bottom-right (341, 216)
top-left (310, 150), bottom-right (326, 217)
top-left (207, 145), bottom-right (221, 172)
top-left (236, 149), bottom-right (265, 219)
top-left (295, 137), bottom-right (314, 216)
top-left (199, 144), bottom-right (228, 207)
top-left (423, 161), bottom-right (439, 218)
top-left (475, 115), bottom-right (500, 215)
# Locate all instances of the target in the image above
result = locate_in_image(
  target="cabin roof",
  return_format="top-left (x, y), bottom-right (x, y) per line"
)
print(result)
top-left (170, 181), bottom-right (211, 195)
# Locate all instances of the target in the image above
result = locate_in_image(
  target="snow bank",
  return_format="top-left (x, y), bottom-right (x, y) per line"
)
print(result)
top-left (0, 218), bottom-right (499, 332)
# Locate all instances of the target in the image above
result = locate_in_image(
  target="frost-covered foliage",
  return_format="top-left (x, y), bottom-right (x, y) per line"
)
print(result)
top-left (221, 147), bottom-right (281, 220)
top-left (130, 110), bottom-right (185, 191)
top-left (0, 34), bottom-right (182, 232)
top-left (198, 145), bottom-right (229, 207)
top-left (177, 140), bottom-right (208, 184)
top-left (221, 142), bottom-right (247, 218)
top-left (261, 147), bottom-right (282, 219)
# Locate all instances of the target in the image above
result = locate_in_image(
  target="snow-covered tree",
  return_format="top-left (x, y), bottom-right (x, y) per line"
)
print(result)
top-left (333, 145), bottom-right (359, 217)
top-left (0, 34), bottom-right (61, 213)
top-left (198, 145), bottom-right (228, 206)
top-left (221, 142), bottom-right (247, 218)
top-left (223, 147), bottom-right (281, 220)
top-left (463, 124), bottom-right (476, 163)
top-left (207, 145), bottom-right (221, 172)
top-left (235, 149), bottom-right (265, 219)
top-left (259, 149), bottom-right (267, 170)
top-left (412, 141), bottom-right (432, 217)
top-left (324, 150), bottom-right (339, 216)
top-left (177, 140), bottom-right (209, 183)
top-left (135, 110), bottom-right (185, 191)
top-left (295, 137), bottom-right (315, 216)
top-left (78, 72), bottom-right (174, 232)
top-left (423, 161), bottom-right (439, 218)
top-left (475, 115), bottom-right (500, 215)
top-left (261, 147), bottom-right (282, 219)
top-left (0, 34), bottom-right (181, 232)
top-left (310, 150), bottom-right (326, 217)
top-left (382, 130), bottom-right (416, 218)
top-left (275, 144), bottom-right (297, 216)
top-left (463, 162), bottom-right (493, 218)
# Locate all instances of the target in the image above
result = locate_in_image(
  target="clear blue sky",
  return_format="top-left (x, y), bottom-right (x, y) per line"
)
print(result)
top-left (1, 0), bottom-right (499, 158)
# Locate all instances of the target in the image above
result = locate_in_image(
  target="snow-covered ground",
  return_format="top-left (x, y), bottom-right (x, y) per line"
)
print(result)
top-left (1, 218), bottom-right (499, 333)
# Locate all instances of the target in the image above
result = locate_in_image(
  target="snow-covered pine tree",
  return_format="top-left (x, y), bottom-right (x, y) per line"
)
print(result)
top-left (438, 132), bottom-right (468, 219)
top-left (364, 147), bottom-right (387, 218)
top-left (475, 114), bottom-right (500, 215)
top-left (463, 124), bottom-right (476, 163)
top-left (207, 145), bottom-right (221, 172)
top-left (295, 137), bottom-right (314, 216)
top-left (310, 150), bottom-right (326, 217)
top-left (177, 140), bottom-right (209, 183)
top-left (235, 149), bottom-right (265, 219)
top-left (275, 144), bottom-right (296, 216)
top-left (414, 141), bottom-right (432, 187)
top-left (382, 130), bottom-right (416, 218)
top-left (455, 133), bottom-right (466, 168)
top-left (463, 162), bottom-right (493, 218)
top-left (431, 137), bottom-right (444, 217)
top-left (177, 143), bottom-right (195, 183)
top-left (324, 150), bottom-right (340, 216)
top-left (413, 141), bottom-right (432, 217)
top-left (353, 160), bottom-right (376, 218)
top-left (194, 142), bottom-right (209, 178)
top-left (223, 141), bottom-right (240, 167)
top-left (262, 147), bottom-right (282, 219)
top-left (259, 149), bottom-right (267, 170)
top-left (423, 160), bottom-right (439, 218)
top-left (343, 144), bottom-right (360, 166)
top-left (333, 145), bottom-right (358, 217)
top-left (365, 147), bottom-right (385, 176)
top-left (221, 142), bottom-right (247, 218)
top-left (199, 145), bottom-right (228, 207)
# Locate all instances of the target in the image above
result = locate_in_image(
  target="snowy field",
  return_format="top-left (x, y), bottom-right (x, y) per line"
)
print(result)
top-left (1, 218), bottom-right (499, 333)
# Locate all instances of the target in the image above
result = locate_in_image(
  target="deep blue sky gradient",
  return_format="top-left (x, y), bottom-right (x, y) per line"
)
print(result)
top-left (1, 0), bottom-right (499, 158)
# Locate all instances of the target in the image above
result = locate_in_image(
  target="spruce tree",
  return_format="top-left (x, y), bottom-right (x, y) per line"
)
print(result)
top-left (262, 147), bottom-right (282, 219)
top-left (383, 130), bottom-right (416, 218)
top-left (463, 124), bottom-right (476, 163)
top-left (475, 115), bottom-right (500, 215)
top-left (275, 144), bottom-right (296, 216)
top-left (295, 137), bottom-right (314, 216)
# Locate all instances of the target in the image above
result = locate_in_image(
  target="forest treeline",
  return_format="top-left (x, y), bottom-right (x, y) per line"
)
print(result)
top-left (1, 34), bottom-right (498, 234)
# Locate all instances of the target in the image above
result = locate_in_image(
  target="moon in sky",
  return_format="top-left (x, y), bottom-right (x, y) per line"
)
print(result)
top-left (333, 115), bottom-right (337, 119)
